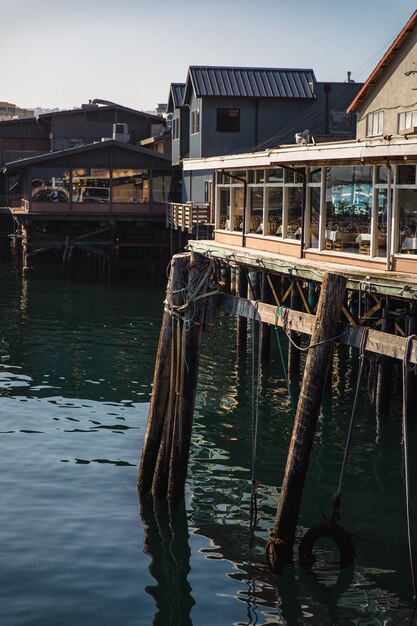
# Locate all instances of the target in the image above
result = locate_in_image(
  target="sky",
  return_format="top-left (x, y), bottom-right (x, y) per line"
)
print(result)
top-left (1, 0), bottom-right (417, 113)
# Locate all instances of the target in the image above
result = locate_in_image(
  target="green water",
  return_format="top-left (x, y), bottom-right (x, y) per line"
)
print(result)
top-left (0, 263), bottom-right (415, 625)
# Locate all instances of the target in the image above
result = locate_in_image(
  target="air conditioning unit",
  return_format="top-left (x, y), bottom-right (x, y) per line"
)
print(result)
top-left (113, 123), bottom-right (129, 142)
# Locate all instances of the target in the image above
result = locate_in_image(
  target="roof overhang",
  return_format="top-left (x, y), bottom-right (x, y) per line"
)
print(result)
top-left (182, 137), bottom-right (417, 171)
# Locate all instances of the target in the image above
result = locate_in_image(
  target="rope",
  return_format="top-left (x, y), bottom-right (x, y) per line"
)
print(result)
top-left (331, 327), bottom-right (369, 523)
top-left (250, 302), bottom-right (260, 529)
top-left (402, 335), bottom-right (417, 605)
top-left (274, 308), bottom-right (296, 418)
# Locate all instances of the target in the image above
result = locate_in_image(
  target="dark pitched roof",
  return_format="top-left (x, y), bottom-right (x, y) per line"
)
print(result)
top-left (348, 10), bottom-right (417, 112)
top-left (167, 83), bottom-right (186, 112)
top-left (184, 66), bottom-right (316, 102)
top-left (3, 140), bottom-right (170, 172)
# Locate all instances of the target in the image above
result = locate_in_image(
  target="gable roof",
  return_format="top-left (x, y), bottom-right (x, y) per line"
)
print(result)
top-left (184, 66), bottom-right (316, 102)
top-left (3, 139), bottom-right (170, 172)
top-left (348, 10), bottom-right (417, 112)
top-left (167, 83), bottom-right (186, 112)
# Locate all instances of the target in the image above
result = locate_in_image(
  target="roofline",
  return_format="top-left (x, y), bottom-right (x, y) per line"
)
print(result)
top-left (347, 10), bottom-right (417, 112)
top-left (3, 139), bottom-right (171, 171)
top-left (37, 104), bottom-right (165, 124)
top-left (181, 136), bottom-right (417, 171)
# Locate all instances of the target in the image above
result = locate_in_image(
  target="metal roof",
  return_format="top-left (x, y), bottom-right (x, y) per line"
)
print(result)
top-left (171, 83), bottom-right (186, 108)
top-left (186, 66), bottom-right (316, 100)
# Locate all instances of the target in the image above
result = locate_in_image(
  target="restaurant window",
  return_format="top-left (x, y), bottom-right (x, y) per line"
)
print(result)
top-left (217, 108), bottom-right (240, 133)
top-left (248, 187), bottom-right (263, 233)
top-left (397, 165), bottom-right (417, 253)
top-left (398, 111), bottom-right (417, 132)
top-left (367, 111), bottom-right (383, 137)
top-left (72, 168), bottom-right (110, 203)
top-left (218, 188), bottom-right (231, 229)
top-left (266, 187), bottom-right (283, 236)
top-left (232, 187), bottom-right (244, 231)
top-left (324, 166), bottom-right (372, 255)
top-left (111, 169), bottom-right (149, 203)
top-left (287, 188), bottom-right (303, 238)
top-left (32, 166), bottom-right (70, 203)
top-left (152, 170), bottom-right (172, 203)
top-left (191, 109), bottom-right (200, 134)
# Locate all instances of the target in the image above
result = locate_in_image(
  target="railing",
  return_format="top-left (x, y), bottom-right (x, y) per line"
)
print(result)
top-left (166, 202), bottom-right (212, 234)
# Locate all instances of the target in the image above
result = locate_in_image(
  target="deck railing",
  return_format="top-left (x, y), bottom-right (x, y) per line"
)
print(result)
top-left (166, 202), bottom-right (212, 234)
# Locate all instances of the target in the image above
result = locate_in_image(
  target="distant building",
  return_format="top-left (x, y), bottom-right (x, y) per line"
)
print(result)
top-left (0, 102), bottom-right (34, 122)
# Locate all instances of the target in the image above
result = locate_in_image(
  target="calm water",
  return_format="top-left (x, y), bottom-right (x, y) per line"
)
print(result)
top-left (0, 263), bottom-right (415, 625)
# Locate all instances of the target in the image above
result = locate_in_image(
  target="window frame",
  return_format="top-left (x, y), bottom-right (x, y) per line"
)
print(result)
top-left (367, 110), bottom-right (383, 137)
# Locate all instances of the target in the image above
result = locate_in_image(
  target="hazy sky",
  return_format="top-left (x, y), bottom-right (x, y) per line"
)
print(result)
top-left (1, 0), bottom-right (417, 112)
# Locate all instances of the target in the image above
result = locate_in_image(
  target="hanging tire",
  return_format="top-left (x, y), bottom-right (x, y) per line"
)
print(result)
top-left (299, 521), bottom-right (356, 569)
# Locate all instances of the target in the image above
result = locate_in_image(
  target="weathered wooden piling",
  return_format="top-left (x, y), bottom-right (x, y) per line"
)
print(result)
top-left (167, 252), bottom-right (211, 500)
top-left (375, 299), bottom-right (395, 417)
top-left (260, 272), bottom-right (272, 361)
top-left (138, 251), bottom-right (212, 500)
top-left (138, 252), bottom-right (189, 494)
top-left (237, 267), bottom-right (248, 351)
top-left (267, 272), bottom-right (347, 570)
top-left (287, 280), bottom-right (302, 383)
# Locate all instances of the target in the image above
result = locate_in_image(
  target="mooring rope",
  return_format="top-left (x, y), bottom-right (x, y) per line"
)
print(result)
top-left (250, 302), bottom-right (260, 529)
top-left (274, 308), bottom-right (296, 418)
top-left (402, 335), bottom-right (417, 611)
top-left (331, 327), bottom-right (369, 522)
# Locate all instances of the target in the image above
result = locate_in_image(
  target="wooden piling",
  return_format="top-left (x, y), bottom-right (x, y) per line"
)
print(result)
top-left (237, 267), bottom-right (248, 351)
top-left (375, 300), bottom-right (395, 417)
top-left (287, 280), bottom-right (302, 383)
top-left (138, 252), bottom-right (189, 494)
top-left (167, 251), bottom-right (211, 500)
top-left (267, 272), bottom-right (347, 570)
top-left (260, 272), bottom-right (272, 361)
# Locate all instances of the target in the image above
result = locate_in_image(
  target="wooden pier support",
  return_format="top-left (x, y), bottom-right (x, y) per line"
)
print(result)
top-left (375, 300), bottom-right (395, 418)
top-left (287, 280), bottom-right (302, 383)
top-left (138, 251), bottom-right (211, 500)
top-left (267, 272), bottom-right (347, 571)
top-left (260, 272), bottom-right (272, 361)
top-left (237, 267), bottom-right (248, 351)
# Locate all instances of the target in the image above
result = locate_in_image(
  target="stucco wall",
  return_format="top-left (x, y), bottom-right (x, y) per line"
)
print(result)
top-left (356, 28), bottom-right (417, 139)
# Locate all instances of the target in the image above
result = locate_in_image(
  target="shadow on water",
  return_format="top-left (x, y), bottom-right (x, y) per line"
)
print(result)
top-left (139, 494), bottom-right (195, 626)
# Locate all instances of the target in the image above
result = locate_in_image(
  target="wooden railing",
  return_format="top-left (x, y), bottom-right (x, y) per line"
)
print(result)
top-left (166, 202), bottom-right (212, 234)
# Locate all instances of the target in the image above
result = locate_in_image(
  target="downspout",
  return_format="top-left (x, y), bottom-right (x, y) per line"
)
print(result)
top-left (255, 99), bottom-right (259, 149)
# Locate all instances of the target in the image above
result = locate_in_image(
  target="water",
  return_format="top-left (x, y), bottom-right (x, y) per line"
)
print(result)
top-left (0, 264), bottom-right (415, 625)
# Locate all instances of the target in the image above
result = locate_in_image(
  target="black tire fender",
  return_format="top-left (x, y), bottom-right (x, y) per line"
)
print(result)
top-left (298, 521), bottom-right (356, 569)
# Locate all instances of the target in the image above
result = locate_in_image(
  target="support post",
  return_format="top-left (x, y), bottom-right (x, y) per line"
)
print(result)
top-left (288, 280), bottom-right (302, 383)
top-left (167, 251), bottom-right (211, 500)
top-left (260, 272), bottom-right (272, 361)
top-left (237, 267), bottom-right (248, 351)
top-left (138, 252), bottom-right (190, 494)
top-left (375, 299), bottom-right (395, 418)
top-left (268, 272), bottom-right (347, 570)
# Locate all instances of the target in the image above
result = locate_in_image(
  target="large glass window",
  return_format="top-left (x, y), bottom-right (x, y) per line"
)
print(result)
top-left (308, 186), bottom-right (320, 248)
top-left (152, 170), bottom-right (173, 203)
top-left (112, 169), bottom-right (149, 203)
top-left (287, 187), bottom-right (303, 238)
top-left (32, 167), bottom-right (70, 203)
top-left (397, 165), bottom-right (417, 253)
top-left (248, 187), bottom-right (263, 233)
top-left (266, 187), bottom-right (283, 236)
top-left (325, 166), bottom-right (372, 254)
top-left (219, 188), bottom-right (231, 229)
top-left (232, 187), bottom-right (244, 231)
top-left (72, 168), bottom-right (110, 203)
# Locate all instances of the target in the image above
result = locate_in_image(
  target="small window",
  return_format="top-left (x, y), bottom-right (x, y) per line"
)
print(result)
top-left (172, 118), bottom-right (180, 140)
top-left (191, 109), bottom-right (200, 134)
top-left (367, 111), bottom-right (383, 137)
top-left (398, 110), bottom-right (417, 132)
top-left (217, 108), bottom-right (240, 132)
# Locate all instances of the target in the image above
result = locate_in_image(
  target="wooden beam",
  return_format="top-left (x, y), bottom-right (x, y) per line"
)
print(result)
top-left (215, 293), bottom-right (417, 364)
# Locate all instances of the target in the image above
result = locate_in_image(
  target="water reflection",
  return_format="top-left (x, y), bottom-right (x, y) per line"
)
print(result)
top-left (140, 495), bottom-right (195, 626)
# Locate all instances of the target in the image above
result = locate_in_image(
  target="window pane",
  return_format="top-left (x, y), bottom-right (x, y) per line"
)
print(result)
top-left (266, 168), bottom-right (283, 182)
top-left (287, 188), bottom-right (303, 238)
top-left (32, 167), bottom-right (70, 203)
top-left (249, 187), bottom-right (263, 233)
top-left (219, 188), bottom-right (231, 229)
top-left (232, 187), bottom-right (244, 231)
top-left (376, 189), bottom-right (388, 258)
top-left (266, 187), bottom-right (283, 236)
top-left (324, 166), bottom-right (372, 255)
top-left (217, 108), bottom-right (240, 132)
top-left (397, 165), bottom-right (416, 185)
top-left (72, 168), bottom-right (110, 203)
top-left (308, 187), bottom-right (320, 248)
top-left (398, 189), bottom-right (417, 253)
